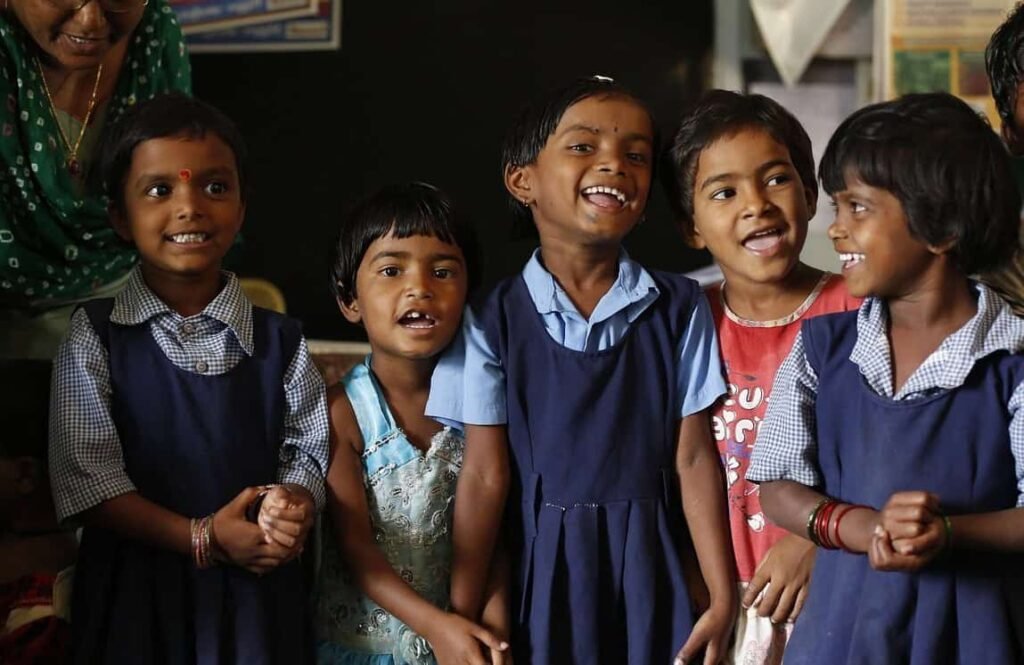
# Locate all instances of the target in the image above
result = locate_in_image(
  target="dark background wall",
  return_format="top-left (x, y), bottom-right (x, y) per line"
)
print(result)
top-left (192, 0), bottom-right (714, 341)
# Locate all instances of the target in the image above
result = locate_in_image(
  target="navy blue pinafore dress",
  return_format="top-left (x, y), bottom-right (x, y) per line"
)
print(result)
top-left (784, 311), bottom-right (1024, 665)
top-left (71, 299), bottom-right (314, 664)
top-left (476, 271), bottom-right (700, 664)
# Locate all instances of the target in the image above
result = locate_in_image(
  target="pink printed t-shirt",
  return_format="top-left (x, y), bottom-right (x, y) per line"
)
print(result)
top-left (707, 272), bottom-right (860, 582)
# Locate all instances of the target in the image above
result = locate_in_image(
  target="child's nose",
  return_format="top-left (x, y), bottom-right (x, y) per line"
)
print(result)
top-left (827, 218), bottom-right (847, 240)
top-left (175, 188), bottom-right (204, 220)
top-left (741, 186), bottom-right (773, 218)
top-left (404, 272), bottom-right (433, 299)
top-left (596, 150), bottom-right (625, 175)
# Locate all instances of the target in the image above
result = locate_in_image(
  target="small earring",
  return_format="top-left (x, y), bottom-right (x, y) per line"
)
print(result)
top-left (521, 199), bottom-right (531, 207)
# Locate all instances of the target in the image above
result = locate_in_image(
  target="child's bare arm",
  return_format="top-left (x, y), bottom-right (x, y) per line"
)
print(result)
top-left (760, 480), bottom-right (881, 555)
top-left (479, 542), bottom-right (512, 664)
top-left (326, 389), bottom-right (507, 664)
top-left (80, 487), bottom-right (292, 574)
top-left (450, 424), bottom-right (510, 621)
top-left (674, 409), bottom-right (736, 665)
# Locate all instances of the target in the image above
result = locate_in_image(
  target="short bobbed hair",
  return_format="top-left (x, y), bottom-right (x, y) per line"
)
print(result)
top-left (819, 92), bottom-right (1020, 276)
top-left (329, 182), bottom-right (480, 305)
top-left (500, 76), bottom-right (658, 235)
top-left (662, 89), bottom-right (818, 242)
top-left (101, 92), bottom-right (248, 215)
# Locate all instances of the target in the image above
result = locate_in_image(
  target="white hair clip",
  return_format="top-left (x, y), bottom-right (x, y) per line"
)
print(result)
top-left (591, 75), bottom-right (615, 83)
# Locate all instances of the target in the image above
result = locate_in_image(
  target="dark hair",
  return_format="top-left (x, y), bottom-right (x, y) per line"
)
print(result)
top-left (329, 182), bottom-right (480, 304)
top-left (101, 92), bottom-right (249, 214)
top-left (986, 2), bottom-right (1024, 128)
top-left (662, 89), bottom-right (817, 241)
top-left (819, 92), bottom-right (1020, 275)
top-left (0, 360), bottom-right (51, 460)
top-left (500, 76), bottom-right (658, 235)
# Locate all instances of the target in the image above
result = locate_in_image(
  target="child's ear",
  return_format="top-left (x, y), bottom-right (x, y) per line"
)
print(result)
top-left (926, 235), bottom-right (958, 256)
top-left (504, 163), bottom-right (533, 206)
top-left (803, 184), bottom-right (819, 214)
top-left (682, 220), bottom-right (707, 250)
top-left (109, 204), bottom-right (132, 243)
top-left (337, 296), bottom-right (363, 325)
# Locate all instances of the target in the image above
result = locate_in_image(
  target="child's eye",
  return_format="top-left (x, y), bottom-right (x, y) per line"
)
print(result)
top-left (568, 144), bottom-right (593, 153)
top-left (710, 188), bottom-right (736, 201)
top-left (379, 266), bottom-right (400, 277)
top-left (145, 183), bottom-right (171, 198)
top-left (205, 181), bottom-right (229, 196)
top-left (766, 173), bottom-right (790, 187)
top-left (433, 267), bottom-right (458, 279)
top-left (850, 201), bottom-right (866, 214)
top-left (626, 152), bottom-right (649, 164)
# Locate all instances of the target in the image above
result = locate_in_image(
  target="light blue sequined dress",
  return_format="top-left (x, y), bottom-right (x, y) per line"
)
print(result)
top-left (314, 357), bottom-right (464, 665)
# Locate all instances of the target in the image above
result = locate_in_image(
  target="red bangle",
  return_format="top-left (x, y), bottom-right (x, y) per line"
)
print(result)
top-left (816, 500), bottom-right (839, 549)
top-left (832, 504), bottom-right (869, 552)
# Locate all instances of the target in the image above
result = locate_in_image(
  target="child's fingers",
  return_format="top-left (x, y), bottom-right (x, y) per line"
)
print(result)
top-left (261, 526), bottom-right (298, 549)
top-left (789, 584), bottom-right (809, 623)
top-left (741, 570), bottom-right (770, 609)
top-left (258, 511), bottom-right (303, 537)
top-left (755, 581), bottom-right (783, 619)
top-left (891, 529), bottom-right (943, 556)
top-left (489, 647), bottom-right (512, 665)
top-left (887, 491), bottom-right (940, 513)
top-left (881, 516), bottom-right (925, 540)
top-left (471, 625), bottom-right (509, 654)
top-left (769, 583), bottom-right (798, 625)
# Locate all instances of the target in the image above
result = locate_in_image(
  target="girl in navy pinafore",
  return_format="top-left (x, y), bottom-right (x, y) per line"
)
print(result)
top-left (428, 77), bottom-right (737, 665)
top-left (748, 92), bottom-right (1024, 664)
top-left (71, 299), bottom-right (315, 664)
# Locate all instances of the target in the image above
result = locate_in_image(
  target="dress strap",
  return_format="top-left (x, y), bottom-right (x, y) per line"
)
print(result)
top-left (341, 355), bottom-right (398, 446)
top-left (80, 298), bottom-right (116, 350)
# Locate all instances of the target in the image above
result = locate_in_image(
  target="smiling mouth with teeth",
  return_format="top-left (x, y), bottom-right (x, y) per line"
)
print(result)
top-left (168, 232), bottom-right (210, 244)
top-left (837, 252), bottom-right (865, 270)
top-left (581, 185), bottom-right (628, 208)
top-left (742, 228), bottom-right (784, 252)
top-left (398, 311), bottom-right (437, 328)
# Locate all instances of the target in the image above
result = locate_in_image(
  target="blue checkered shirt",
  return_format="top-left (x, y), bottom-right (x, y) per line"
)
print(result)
top-left (49, 267), bottom-right (328, 523)
top-left (748, 283), bottom-right (1024, 506)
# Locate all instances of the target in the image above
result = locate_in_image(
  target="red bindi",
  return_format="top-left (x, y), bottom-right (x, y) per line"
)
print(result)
top-left (178, 169), bottom-right (192, 182)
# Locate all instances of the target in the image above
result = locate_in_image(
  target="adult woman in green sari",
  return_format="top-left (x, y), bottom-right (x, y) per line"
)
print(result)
top-left (0, 0), bottom-right (190, 358)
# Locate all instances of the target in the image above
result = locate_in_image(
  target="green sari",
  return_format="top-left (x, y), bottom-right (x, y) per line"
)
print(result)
top-left (0, 0), bottom-right (191, 308)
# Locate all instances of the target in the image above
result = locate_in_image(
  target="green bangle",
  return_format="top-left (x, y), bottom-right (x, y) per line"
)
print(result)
top-left (806, 497), bottom-right (829, 546)
top-left (941, 513), bottom-right (953, 551)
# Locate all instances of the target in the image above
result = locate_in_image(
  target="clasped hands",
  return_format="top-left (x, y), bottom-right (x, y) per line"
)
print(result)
top-left (210, 484), bottom-right (316, 575)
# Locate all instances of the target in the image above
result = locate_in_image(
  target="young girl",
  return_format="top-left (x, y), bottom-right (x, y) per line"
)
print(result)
top-left (427, 76), bottom-right (736, 664)
top-left (664, 90), bottom-right (860, 664)
top-left (314, 182), bottom-right (509, 665)
top-left (748, 92), bottom-right (1024, 663)
top-left (48, 94), bottom-right (328, 664)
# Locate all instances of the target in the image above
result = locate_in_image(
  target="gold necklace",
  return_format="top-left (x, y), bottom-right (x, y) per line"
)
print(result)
top-left (35, 58), bottom-right (103, 176)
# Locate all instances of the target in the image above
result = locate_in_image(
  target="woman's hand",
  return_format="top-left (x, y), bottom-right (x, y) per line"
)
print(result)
top-left (425, 612), bottom-right (509, 665)
top-left (257, 484), bottom-right (316, 558)
top-left (674, 598), bottom-right (735, 665)
top-left (211, 487), bottom-right (292, 574)
top-left (742, 532), bottom-right (815, 624)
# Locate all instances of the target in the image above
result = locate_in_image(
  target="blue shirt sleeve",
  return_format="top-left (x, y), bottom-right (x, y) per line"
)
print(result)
top-left (677, 293), bottom-right (727, 418)
top-left (426, 307), bottom-right (508, 427)
top-left (746, 331), bottom-right (823, 486)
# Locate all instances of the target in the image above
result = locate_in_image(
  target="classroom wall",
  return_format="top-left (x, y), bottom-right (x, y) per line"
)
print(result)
top-left (192, 0), bottom-right (714, 341)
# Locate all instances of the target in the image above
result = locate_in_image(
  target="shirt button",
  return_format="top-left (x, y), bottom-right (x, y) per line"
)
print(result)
top-left (195, 360), bottom-right (208, 374)
top-left (181, 322), bottom-right (195, 336)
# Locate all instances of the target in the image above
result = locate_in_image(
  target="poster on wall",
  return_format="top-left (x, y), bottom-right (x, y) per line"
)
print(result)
top-left (878, 0), bottom-right (1015, 126)
top-left (169, 0), bottom-right (320, 35)
top-left (185, 0), bottom-right (340, 52)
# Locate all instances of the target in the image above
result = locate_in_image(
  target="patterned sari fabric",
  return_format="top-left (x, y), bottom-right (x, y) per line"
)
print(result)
top-left (0, 0), bottom-right (191, 307)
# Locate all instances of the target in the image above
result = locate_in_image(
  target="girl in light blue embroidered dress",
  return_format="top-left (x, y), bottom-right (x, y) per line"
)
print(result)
top-left (314, 183), bottom-right (508, 665)
top-left (315, 358), bottom-right (464, 664)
